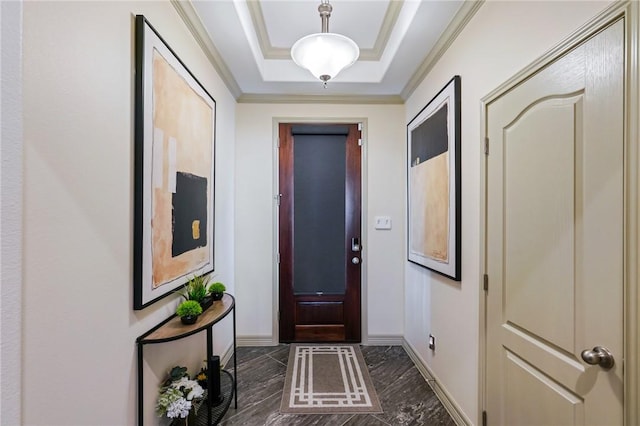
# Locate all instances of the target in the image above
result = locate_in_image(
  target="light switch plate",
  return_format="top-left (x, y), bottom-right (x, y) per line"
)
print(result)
top-left (374, 216), bottom-right (392, 230)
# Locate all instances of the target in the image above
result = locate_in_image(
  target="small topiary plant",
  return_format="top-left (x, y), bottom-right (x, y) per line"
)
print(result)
top-left (176, 300), bottom-right (203, 317)
top-left (208, 282), bottom-right (226, 301)
top-left (208, 282), bottom-right (226, 295)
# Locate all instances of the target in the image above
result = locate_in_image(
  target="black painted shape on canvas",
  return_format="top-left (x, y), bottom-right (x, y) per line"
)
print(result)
top-left (410, 103), bottom-right (448, 166)
top-left (172, 172), bottom-right (208, 257)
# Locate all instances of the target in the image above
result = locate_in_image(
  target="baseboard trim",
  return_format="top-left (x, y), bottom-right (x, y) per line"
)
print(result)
top-left (402, 338), bottom-right (472, 426)
top-left (365, 335), bottom-right (404, 346)
top-left (237, 335), bottom-right (406, 346)
top-left (219, 342), bottom-right (234, 368)
top-left (237, 335), bottom-right (277, 346)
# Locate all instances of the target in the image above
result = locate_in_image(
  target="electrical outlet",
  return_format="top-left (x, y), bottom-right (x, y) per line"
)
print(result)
top-left (429, 334), bottom-right (436, 350)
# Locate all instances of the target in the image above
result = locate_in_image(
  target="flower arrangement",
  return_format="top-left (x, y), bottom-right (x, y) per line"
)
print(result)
top-left (195, 365), bottom-right (208, 389)
top-left (156, 366), bottom-right (204, 420)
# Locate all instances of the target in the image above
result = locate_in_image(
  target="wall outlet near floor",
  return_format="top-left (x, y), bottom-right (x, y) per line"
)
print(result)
top-left (429, 334), bottom-right (436, 351)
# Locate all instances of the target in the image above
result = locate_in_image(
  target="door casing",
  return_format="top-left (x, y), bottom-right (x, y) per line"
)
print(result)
top-left (278, 123), bottom-right (362, 342)
top-left (480, 2), bottom-right (640, 425)
top-left (272, 117), bottom-right (369, 344)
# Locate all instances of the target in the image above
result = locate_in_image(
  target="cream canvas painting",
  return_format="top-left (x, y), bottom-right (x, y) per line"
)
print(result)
top-left (134, 16), bottom-right (216, 309)
top-left (407, 76), bottom-right (461, 280)
top-left (151, 50), bottom-right (212, 288)
top-left (410, 153), bottom-right (449, 261)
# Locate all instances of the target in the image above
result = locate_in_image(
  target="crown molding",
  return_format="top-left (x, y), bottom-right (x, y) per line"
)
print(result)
top-left (246, 0), bottom-right (283, 59)
top-left (401, 0), bottom-right (484, 100)
top-left (363, 0), bottom-right (403, 61)
top-left (171, 0), bottom-right (243, 99)
top-left (237, 93), bottom-right (404, 105)
top-left (247, 0), bottom-right (403, 61)
top-left (173, 0), bottom-right (481, 103)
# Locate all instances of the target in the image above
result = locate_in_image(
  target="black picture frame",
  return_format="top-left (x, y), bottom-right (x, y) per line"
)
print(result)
top-left (407, 76), bottom-right (461, 281)
top-left (134, 15), bottom-right (216, 310)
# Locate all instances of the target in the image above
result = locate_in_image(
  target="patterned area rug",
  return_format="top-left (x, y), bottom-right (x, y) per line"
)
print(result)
top-left (280, 344), bottom-right (383, 414)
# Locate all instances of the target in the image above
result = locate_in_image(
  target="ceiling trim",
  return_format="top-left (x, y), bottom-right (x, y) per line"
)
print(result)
top-left (247, 0), bottom-right (281, 58)
top-left (247, 0), bottom-right (404, 61)
top-left (171, 0), bottom-right (243, 99)
top-left (174, 0), bottom-right (483, 104)
top-left (364, 0), bottom-right (403, 61)
top-left (237, 93), bottom-right (404, 105)
top-left (400, 0), bottom-right (484, 100)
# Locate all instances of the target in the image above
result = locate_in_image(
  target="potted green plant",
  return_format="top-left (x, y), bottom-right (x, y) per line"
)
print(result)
top-left (183, 274), bottom-right (212, 311)
top-left (176, 300), bottom-right (203, 325)
top-left (208, 282), bottom-right (226, 301)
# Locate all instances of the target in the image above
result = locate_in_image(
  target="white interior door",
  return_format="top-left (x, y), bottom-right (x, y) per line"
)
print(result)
top-left (485, 19), bottom-right (624, 425)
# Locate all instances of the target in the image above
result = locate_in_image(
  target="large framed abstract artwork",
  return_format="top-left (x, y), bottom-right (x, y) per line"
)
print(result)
top-left (133, 15), bottom-right (216, 310)
top-left (407, 76), bottom-right (461, 281)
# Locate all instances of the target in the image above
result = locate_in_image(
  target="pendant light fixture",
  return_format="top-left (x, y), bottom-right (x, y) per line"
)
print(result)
top-left (290, 0), bottom-right (360, 87)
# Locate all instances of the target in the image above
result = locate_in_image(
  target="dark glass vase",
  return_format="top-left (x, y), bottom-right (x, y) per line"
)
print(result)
top-left (211, 292), bottom-right (223, 301)
top-left (200, 296), bottom-right (213, 311)
top-left (180, 315), bottom-right (198, 325)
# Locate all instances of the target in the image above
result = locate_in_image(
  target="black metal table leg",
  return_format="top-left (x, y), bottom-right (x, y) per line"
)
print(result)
top-left (137, 341), bottom-right (144, 426)
top-left (233, 306), bottom-right (237, 409)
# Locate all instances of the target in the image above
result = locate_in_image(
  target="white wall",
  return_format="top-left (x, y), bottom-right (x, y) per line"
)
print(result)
top-left (1, 1), bottom-right (23, 424)
top-left (404, 1), bottom-right (613, 424)
top-left (22, 2), bottom-right (235, 424)
top-left (235, 104), bottom-right (405, 342)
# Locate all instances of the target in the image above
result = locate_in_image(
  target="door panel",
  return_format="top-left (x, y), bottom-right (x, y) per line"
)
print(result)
top-left (293, 132), bottom-right (346, 294)
top-left (504, 351), bottom-right (585, 426)
top-left (486, 20), bottom-right (623, 425)
top-left (504, 96), bottom-right (581, 351)
top-left (279, 123), bottom-right (362, 343)
top-left (296, 301), bottom-right (344, 324)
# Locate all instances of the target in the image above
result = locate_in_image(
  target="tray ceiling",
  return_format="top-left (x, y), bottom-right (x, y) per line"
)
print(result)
top-left (174, 0), bottom-right (480, 102)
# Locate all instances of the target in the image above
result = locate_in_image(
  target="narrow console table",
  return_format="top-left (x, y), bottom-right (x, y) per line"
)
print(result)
top-left (136, 293), bottom-right (237, 425)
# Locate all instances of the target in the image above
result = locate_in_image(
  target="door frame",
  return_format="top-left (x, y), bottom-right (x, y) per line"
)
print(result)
top-left (271, 117), bottom-right (370, 344)
top-left (479, 2), bottom-right (639, 424)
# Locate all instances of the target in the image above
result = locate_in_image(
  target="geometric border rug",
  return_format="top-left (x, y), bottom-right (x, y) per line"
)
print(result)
top-left (280, 344), bottom-right (383, 414)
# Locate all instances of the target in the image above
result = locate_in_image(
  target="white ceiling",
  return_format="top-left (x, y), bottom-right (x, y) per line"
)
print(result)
top-left (175, 0), bottom-right (479, 102)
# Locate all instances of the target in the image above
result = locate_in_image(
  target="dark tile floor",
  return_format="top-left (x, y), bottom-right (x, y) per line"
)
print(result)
top-left (220, 345), bottom-right (456, 426)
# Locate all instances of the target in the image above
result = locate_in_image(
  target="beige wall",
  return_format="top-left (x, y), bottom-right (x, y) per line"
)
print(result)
top-left (22, 2), bottom-right (236, 424)
top-left (16, 1), bottom-right (624, 424)
top-left (404, 1), bottom-right (614, 423)
top-left (1, 1), bottom-right (24, 424)
top-left (235, 104), bottom-right (405, 342)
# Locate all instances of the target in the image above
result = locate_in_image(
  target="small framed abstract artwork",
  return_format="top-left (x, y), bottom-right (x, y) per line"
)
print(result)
top-left (133, 15), bottom-right (216, 310)
top-left (407, 76), bottom-right (461, 281)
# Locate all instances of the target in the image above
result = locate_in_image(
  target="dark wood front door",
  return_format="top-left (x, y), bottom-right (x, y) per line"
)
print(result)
top-left (278, 123), bottom-right (362, 342)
